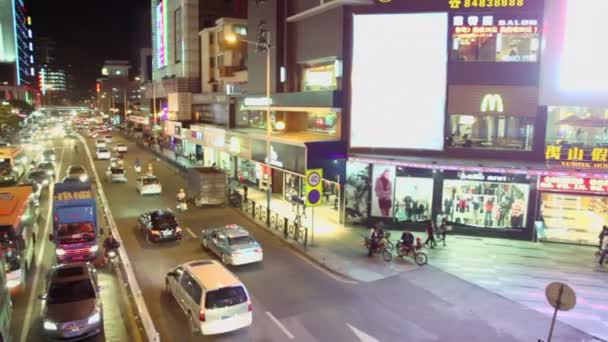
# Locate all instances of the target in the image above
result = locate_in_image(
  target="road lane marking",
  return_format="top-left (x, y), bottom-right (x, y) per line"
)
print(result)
top-left (290, 250), bottom-right (358, 285)
top-left (265, 311), bottom-right (294, 340)
top-left (20, 138), bottom-right (68, 342)
top-left (346, 323), bottom-right (380, 342)
top-left (185, 227), bottom-right (196, 238)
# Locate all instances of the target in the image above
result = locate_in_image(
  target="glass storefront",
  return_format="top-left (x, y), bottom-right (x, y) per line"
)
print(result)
top-left (345, 162), bottom-right (371, 224)
top-left (394, 176), bottom-right (434, 222)
top-left (448, 114), bottom-right (534, 150)
top-left (284, 173), bottom-right (303, 199)
top-left (442, 178), bottom-right (529, 228)
top-left (451, 14), bottom-right (540, 63)
top-left (545, 106), bottom-right (608, 147)
top-left (237, 158), bottom-right (258, 186)
top-left (541, 192), bottom-right (606, 245)
top-left (306, 112), bottom-right (339, 135)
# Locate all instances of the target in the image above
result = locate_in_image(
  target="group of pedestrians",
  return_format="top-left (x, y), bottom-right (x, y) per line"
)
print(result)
top-left (424, 217), bottom-right (448, 248)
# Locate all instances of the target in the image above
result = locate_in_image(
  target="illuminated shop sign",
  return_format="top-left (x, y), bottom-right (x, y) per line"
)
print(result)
top-left (156, 0), bottom-right (168, 68)
top-left (545, 145), bottom-right (608, 170)
top-left (244, 97), bottom-right (273, 107)
top-left (457, 172), bottom-right (508, 182)
top-left (452, 15), bottom-right (538, 34)
top-left (449, 0), bottom-right (525, 9)
top-left (540, 176), bottom-right (608, 194)
top-left (480, 94), bottom-right (503, 112)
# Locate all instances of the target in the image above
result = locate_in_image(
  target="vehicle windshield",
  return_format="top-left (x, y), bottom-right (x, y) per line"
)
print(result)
top-left (110, 168), bottom-right (124, 174)
top-left (56, 223), bottom-right (96, 244)
top-left (228, 235), bottom-right (254, 246)
top-left (98, 149), bottom-right (108, 153)
top-left (205, 286), bottom-right (247, 309)
top-left (48, 279), bottom-right (95, 304)
top-left (142, 178), bottom-right (159, 185)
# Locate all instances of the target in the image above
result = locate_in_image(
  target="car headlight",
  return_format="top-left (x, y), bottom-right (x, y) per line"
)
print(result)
top-left (79, 175), bottom-right (88, 182)
top-left (55, 249), bottom-right (66, 256)
top-left (87, 311), bottom-right (101, 325)
top-left (43, 320), bottom-right (57, 331)
top-left (89, 245), bottom-right (98, 253)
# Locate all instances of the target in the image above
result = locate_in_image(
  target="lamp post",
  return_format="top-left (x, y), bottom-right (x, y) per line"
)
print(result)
top-left (226, 32), bottom-right (272, 224)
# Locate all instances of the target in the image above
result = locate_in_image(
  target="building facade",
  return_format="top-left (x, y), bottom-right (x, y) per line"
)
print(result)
top-left (0, 0), bottom-right (36, 103)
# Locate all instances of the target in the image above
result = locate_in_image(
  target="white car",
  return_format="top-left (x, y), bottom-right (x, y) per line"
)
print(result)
top-left (106, 166), bottom-right (127, 183)
top-left (165, 260), bottom-right (252, 336)
top-left (136, 176), bottom-right (162, 195)
top-left (104, 135), bottom-right (113, 143)
top-left (109, 157), bottom-right (124, 168)
top-left (95, 139), bottom-right (106, 148)
top-left (114, 143), bottom-right (127, 153)
top-left (96, 148), bottom-right (111, 160)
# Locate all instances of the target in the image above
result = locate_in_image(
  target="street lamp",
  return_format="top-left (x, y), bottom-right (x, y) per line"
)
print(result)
top-left (226, 32), bottom-right (272, 224)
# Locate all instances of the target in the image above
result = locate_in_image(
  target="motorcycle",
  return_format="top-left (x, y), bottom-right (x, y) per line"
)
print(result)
top-left (105, 249), bottom-right (119, 271)
top-left (363, 235), bottom-right (392, 262)
top-left (176, 199), bottom-right (188, 212)
top-left (396, 237), bottom-right (428, 266)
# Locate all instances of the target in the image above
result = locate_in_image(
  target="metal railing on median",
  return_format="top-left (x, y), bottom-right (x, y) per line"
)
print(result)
top-left (79, 135), bottom-right (160, 342)
top-left (242, 199), bottom-right (309, 248)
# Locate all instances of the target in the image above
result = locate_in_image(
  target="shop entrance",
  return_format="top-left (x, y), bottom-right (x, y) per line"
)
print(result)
top-left (272, 169), bottom-right (284, 195)
top-left (541, 192), bottom-right (604, 245)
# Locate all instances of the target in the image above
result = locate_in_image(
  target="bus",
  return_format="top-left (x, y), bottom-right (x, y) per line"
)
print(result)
top-left (0, 147), bottom-right (27, 187)
top-left (0, 247), bottom-right (12, 342)
top-left (0, 186), bottom-right (38, 296)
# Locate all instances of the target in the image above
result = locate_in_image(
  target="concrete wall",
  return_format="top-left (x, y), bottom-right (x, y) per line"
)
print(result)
top-left (246, 0), bottom-right (279, 94)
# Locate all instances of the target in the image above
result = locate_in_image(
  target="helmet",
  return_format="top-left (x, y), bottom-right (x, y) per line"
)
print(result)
top-left (179, 188), bottom-right (185, 193)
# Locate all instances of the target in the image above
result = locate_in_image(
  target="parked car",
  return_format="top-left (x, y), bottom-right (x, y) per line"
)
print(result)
top-left (136, 175), bottom-right (162, 195)
top-left (200, 225), bottom-right (263, 265)
top-left (96, 148), bottom-right (111, 160)
top-left (105, 166), bottom-right (127, 183)
top-left (39, 263), bottom-right (104, 340)
top-left (165, 260), bottom-right (252, 335)
top-left (138, 210), bottom-right (182, 242)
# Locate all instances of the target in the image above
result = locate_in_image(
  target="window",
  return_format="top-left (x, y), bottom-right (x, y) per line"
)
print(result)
top-left (451, 15), bottom-right (540, 62)
top-left (179, 272), bottom-right (202, 303)
top-left (546, 106), bottom-right (608, 148)
top-left (301, 63), bottom-right (338, 91)
top-left (234, 25), bottom-right (247, 36)
top-left (448, 114), bottom-right (534, 150)
top-left (205, 286), bottom-right (247, 309)
top-left (174, 7), bottom-right (183, 63)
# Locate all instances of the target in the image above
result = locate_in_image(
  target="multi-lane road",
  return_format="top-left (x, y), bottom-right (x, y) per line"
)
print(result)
top-left (9, 131), bottom-right (598, 342)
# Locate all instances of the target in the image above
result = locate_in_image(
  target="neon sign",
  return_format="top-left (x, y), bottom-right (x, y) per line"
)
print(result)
top-left (156, 0), bottom-right (168, 68)
top-left (540, 176), bottom-right (608, 194)
top-left (480, 94), bottom-right (504, 112)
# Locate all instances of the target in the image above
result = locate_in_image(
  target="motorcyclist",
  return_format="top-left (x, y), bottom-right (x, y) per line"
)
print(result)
top-left (367, 222), bottom-right (384, 257)
top-left (177, 188), bottom-right (187, 204)
top-left (400, 230), bottom-right (415, 252)
top-left (103, 231), bottom-right (120, 265)
top-left (134, 158), bottom-right (141, 167)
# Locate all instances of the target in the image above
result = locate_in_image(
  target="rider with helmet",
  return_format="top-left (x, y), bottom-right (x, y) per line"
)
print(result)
top-left (102, 230), bottom-right (120, 264)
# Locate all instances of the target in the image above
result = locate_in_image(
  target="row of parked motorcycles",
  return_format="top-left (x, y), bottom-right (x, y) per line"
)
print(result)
top-left (364, 232), bottom-right (428, 265)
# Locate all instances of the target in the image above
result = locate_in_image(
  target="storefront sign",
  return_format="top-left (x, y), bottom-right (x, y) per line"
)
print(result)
top-left (546, 145), bottom-right (608, 170)
top-left (244, 97), bottom-right (273, 107)
top-left (540, 176), bottom-right (608, 194)
top-left (448, 85), bottom-right (537, 117)
top-left (449, 0), bottom-right (525, 9)
top-left (457, 172), bottom-right (509, 182)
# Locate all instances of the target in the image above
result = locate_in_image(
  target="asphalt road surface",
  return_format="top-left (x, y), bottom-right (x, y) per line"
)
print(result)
top-left (82, 133), bottom-right (598, 342)
top-left (9, 136), bottom-right (138, 342)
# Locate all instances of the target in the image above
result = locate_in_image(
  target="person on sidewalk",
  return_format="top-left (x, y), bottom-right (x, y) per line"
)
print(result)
top-left (243, 184), bottom-right (248, 202)
top-left (599, 226), bottom-right (608, 251)
top-left (599, 235), bottom-right (608, 267)
top-left (440, 218), bottom-right (448, 246)
top-left (424, 222), bottom-right (437, 248)
top-left (367, 225), bottom-right (378, 257)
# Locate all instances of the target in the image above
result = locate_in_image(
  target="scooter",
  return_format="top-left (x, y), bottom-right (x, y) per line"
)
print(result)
top-left (106, 249), bottom-right (119, 271)
top-left (176, 199), bottom-right (188, 212)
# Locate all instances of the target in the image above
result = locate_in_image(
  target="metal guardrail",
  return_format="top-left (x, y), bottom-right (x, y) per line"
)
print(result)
top-left (78, 135), bottom-right (160, 342)
top-left (241, 199), bottom-right (308, 248)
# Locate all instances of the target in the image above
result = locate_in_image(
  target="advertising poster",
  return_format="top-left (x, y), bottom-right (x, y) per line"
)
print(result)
top-left (394, 177), bottom-right (434, 222)
top-left (442, 173), bottom-right (529, 228)
top-left (371, 164), bottom-right (396, 217)
top-left (541, 193), bottom-right (606, 245)
top-left (345, 162), bottom-right (371, 224)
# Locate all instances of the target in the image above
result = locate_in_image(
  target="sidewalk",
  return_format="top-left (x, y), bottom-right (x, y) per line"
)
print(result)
top-left (121, 129), bottom-right (608, 340)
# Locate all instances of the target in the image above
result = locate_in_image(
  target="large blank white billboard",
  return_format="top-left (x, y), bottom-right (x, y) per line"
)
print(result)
top-left (350, 13), bottom-right (448, 150)
top-left (540, 0), bottom-right (608, 106)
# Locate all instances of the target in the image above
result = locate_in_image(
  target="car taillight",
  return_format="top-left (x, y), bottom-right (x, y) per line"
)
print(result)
top-left (199, 309), bottom-right (206, 321)
top-left (255, 249), bottom-right (262, 253)
top-left (248, 301), bottom-right (252, 312)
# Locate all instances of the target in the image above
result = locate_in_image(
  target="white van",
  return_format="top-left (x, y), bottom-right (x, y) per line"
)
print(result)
top-left (165, 260), bottom-right (252, 335)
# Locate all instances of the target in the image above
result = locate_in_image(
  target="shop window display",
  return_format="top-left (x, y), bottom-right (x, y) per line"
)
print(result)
top-left (393, 176), bottom-right (433, 222)
top-left (541, 193), bottom-right (606, 245)
top-left (448, 114), bottom-right (534, 150)
top-left (442, 179), bottom-right (529, 228)
top-left (451, 15), bottom-right (540, 63)
top-left (306, 112), bottom-right (338, 135)
top-left (237, 158), bottom-right (257, 186)
top-left (545, 106), bottom-right (608, 148)
top-left (345, 162), bottom-right (371, 224)
top-left (285, 173), bottom-right (303, 199)
top-left (371, 165), bottom-right (396, 217)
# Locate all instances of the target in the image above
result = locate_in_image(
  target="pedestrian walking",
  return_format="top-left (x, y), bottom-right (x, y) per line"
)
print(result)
top-left (243, 184), bottom-right (248, 202)
top-left (600, 226), bottom-right (608, 251)
top-left (440, 218), bottom-right (448, 246)
top-left (599, 235), bottom-right (608, 267)
top-left (424, 222), bottom-right (437, 248)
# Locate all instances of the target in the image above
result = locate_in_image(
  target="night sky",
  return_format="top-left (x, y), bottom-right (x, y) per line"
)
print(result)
top-left (30, 0), bottom-right (151, 99)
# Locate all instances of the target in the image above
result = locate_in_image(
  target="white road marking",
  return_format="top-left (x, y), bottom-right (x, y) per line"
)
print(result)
top-left (20, 140), bottom-right (68, 342)
top-left (185, 227), bottom-right (196, 238)
top-left (265, 311), bottom-right (295, 340)
top-left (291, 250), bottom-right (358, 285)
top-left (346, 323), bottom-right (380, 342)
